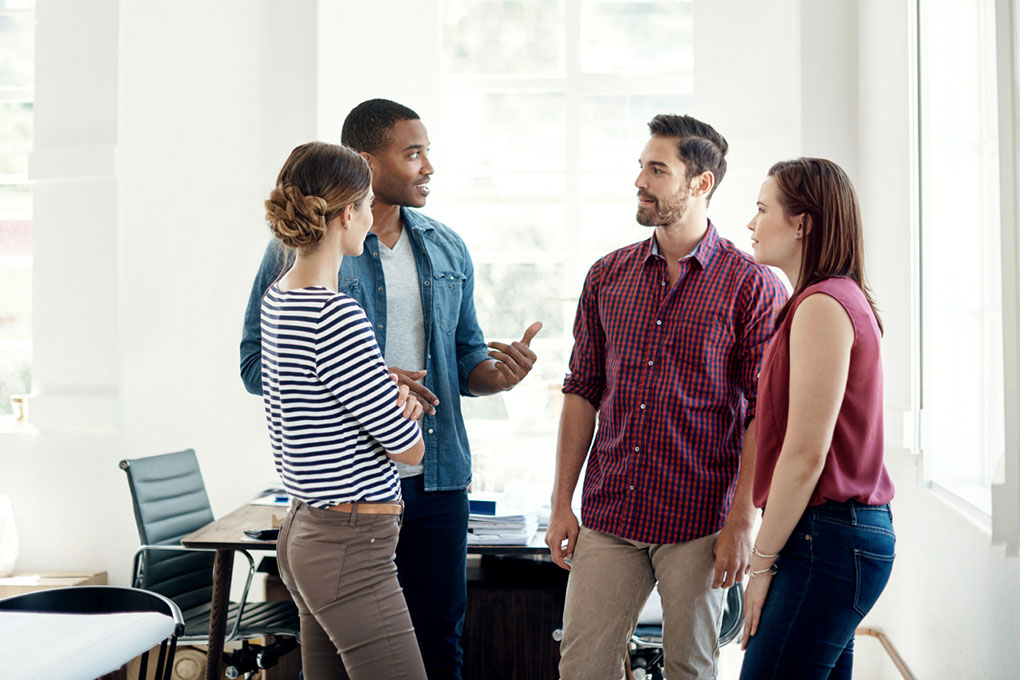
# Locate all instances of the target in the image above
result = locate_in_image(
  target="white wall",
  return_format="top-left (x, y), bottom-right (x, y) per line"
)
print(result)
top-left (2, 1), bottom-right (1018, 676)
top-left (3, 0), bottom-right (318, 588)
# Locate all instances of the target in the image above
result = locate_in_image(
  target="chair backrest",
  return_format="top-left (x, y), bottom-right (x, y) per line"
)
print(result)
top-left (119, 450), bottom-right (217, 615)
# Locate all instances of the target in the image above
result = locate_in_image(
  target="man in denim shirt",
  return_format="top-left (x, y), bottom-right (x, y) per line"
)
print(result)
top-left (240, 99), bottom-right (542, 679)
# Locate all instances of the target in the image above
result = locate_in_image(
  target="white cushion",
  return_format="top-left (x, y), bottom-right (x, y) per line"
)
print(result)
top-left (0, 611), bottom-right (176, 680)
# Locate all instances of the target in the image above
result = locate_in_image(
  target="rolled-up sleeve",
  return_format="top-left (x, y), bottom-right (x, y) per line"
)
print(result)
top-left (563, 260), bottom-right (606, 408)
top-left (736, 267), bottom-right (788, 426)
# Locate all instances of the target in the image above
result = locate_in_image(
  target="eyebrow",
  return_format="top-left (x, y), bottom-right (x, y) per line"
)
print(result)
top-left (403, 144), bottom-right (427, 151)
top-left (641, 160), bottom-right (670, 169)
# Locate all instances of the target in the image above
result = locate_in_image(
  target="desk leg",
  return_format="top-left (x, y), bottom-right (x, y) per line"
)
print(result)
top-left (206, 548), bottom-right (234, 680)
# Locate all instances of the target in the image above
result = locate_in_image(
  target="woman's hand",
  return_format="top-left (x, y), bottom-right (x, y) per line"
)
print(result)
top-left (741, 567), bottom-right (775, 650)
top-left (391, 376), bottom-right (424, 420)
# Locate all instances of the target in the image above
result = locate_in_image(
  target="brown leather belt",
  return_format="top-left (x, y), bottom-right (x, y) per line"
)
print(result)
top-left (326, 501), bottom-right (403, 515)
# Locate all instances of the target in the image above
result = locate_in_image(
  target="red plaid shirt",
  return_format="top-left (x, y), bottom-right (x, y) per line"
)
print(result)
top-left (564, 223), bottom-right (787, 544)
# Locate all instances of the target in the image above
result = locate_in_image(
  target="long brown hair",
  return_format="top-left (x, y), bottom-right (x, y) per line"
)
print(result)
top-left (769, 158), bottom-right (882, 333)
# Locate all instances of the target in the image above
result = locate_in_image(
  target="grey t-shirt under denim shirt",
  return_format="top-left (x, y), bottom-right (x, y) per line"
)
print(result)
top-left (379, 228), bottom-right (427, 478)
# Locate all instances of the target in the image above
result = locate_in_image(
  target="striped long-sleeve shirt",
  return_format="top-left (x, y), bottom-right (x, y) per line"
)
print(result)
top-left (261, 285), bottom-right (422, 507)
top-left (564, 224), bottom-right (787, 544)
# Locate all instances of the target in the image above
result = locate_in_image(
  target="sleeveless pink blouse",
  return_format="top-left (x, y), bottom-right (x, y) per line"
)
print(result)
top-left (753, 277), bottom-right (895, 508)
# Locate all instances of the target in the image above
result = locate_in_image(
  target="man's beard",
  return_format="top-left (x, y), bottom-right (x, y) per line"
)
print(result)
top-left (636, 190), bottom-right (689, 227)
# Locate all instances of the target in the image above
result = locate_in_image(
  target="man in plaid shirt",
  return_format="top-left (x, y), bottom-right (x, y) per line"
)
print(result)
top-left (545, 114), bottom-right (787, 679)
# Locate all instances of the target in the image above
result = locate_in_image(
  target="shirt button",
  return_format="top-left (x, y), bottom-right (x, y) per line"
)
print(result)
top-left (427, 428), bottom-right (434, 434)
top-left (629, 485), bottom-right (635, 490)
top-left (640, 404), bottom-right (645, 410)
top-left (371, 251), bottom-right (378, 258)
top-left (661, 281), bottom-right (666, 286)
top-left (377, 286), bottom-right (383, 292)
top-left (424, 280), bottom-right (430, 286)
top-left (656, 320), bottom-right (662, 326)
top-left (648, 360), bottom-right (654, 366)
top-left (634, 446), bottom-right (640, 452)
top-left (377, 323), bottom-right (384, 330)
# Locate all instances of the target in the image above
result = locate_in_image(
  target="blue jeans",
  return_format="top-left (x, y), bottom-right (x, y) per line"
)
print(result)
top-left (739, 500), bottom-right (896, 680)
top-left (395, 475), bottom-right (469, 679)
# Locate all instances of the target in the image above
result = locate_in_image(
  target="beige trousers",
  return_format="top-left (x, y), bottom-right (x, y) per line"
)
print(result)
top-left (559, 526), bottom-right (724, 680)
top-left (277, 500), bottom-right (426, 680)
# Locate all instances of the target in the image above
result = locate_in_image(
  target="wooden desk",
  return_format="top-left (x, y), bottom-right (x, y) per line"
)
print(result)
top-left (182, 502), bottom-right (564, 680)
top-left (180, 503), bottom-right (280, 680)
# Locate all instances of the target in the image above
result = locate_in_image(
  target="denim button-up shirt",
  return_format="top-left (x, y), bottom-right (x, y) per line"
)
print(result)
top-left (241, 207), bottom-right (491, 491)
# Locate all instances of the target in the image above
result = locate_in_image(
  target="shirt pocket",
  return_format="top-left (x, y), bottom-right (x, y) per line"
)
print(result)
top-left (337, 277), bottom-right (360, 298)
top-left (433, 271), bottom-right (465, 335)
top-left (670, 319), bottom-right (732, 406)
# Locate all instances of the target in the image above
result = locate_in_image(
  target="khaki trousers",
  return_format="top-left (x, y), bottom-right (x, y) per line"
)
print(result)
top-left (277, 500), bottom-right (426, 680)
top-left (559, 526), bottom-right (724, 680)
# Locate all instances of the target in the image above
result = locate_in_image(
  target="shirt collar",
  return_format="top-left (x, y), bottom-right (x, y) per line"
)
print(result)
top-left (643, 219), bottom-right (721, 270)
top-left (400, 207), bottom-right (436, 233)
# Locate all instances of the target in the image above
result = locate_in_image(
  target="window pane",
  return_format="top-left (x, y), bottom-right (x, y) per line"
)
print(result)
top-left (0, 185), bottom-right (30, 216)
top-left (581, 202), bottom-right (651, 256)
top-left (441, 92), bottom-right (566, 173)
top-left (437, 201), bottom-right (568, 254)
top-left (0, 218), bottom-right (30, 257)
top-left (580, 0), bottom-right (693, 73)
top-left (0, 102), bottom-right (32, 149)
top-left (473, 262), bottom-right (566, 338)
top-left (0, 349), bottom-right (30, 416)
top-left (0, 259), bottom-right (30, 341)
top-left (920, 0), bottom-right (1003, 503)
top-left (580, 93), bottom-right (693, 200)
top-left (442, 0), bottom-right (564, 75)
top-left (0, 12), bottom-right (35, 89)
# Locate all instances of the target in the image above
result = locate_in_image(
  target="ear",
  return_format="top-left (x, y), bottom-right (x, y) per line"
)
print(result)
top-left (797, 213), bottom-right (813, 237)
top-left (359, 151), bottom-right (375, 172)
top-left (691, 170), bottom-right (715, 200)
top-left (339, 203), bottom-right (355, 229)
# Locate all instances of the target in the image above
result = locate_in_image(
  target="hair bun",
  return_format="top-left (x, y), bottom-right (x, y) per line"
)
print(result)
top-left (264, 183), bottom-right (329, 249)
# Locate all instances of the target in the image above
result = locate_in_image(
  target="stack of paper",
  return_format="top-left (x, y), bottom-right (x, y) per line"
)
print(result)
top-left (467, 492), bottom-right (538, 546)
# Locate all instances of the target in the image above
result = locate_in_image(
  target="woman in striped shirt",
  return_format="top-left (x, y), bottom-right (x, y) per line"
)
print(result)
top-left (261, 141), bottom-right (427, 679)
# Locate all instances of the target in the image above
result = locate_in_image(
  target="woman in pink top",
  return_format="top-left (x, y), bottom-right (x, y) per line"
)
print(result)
top-left (738, 158), bottom-right (895, 679)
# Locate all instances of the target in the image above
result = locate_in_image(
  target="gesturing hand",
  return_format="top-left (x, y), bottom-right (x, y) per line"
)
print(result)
top-left (388, 367), bottom-right (439, 415)
top-left (487, 321), bottom-right (543, 391)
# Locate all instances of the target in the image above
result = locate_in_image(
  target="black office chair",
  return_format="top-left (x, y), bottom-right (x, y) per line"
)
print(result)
top-left (0, 585), bottom-right (184, 680)
top-left (627, 582), bottom-right (744, 679)
top-left (119, 449), bottom-right (300, 674)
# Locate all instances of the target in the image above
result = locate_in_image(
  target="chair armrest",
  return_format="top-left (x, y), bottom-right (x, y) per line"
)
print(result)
top-left (133, 545), bottom-right (257, 643)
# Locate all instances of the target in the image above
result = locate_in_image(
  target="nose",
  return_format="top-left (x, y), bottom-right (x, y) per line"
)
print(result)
top-left (421, 154), bottom-right (434, 176)
top-left (634, 169), bottom-right (647, 189)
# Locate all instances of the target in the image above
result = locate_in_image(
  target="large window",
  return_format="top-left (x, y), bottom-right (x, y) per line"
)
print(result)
top-left (918, 0), bottom-right (1013, 514)
top-left (432, 0), bottom-right (694, 490)
top-left (0, 0), bottom-right (34, 421)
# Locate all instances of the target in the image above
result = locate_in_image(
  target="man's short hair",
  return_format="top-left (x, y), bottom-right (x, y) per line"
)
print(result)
top-left (341, 99), bottom-right (421, 154)
top-left (647, 114), bottom-right (729, 202)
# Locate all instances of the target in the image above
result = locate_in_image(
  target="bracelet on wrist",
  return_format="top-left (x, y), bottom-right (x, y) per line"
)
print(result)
top-left (752, 544), bottom-right (779, 559)
top-left (746, 563), bottom-right (778, 578)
